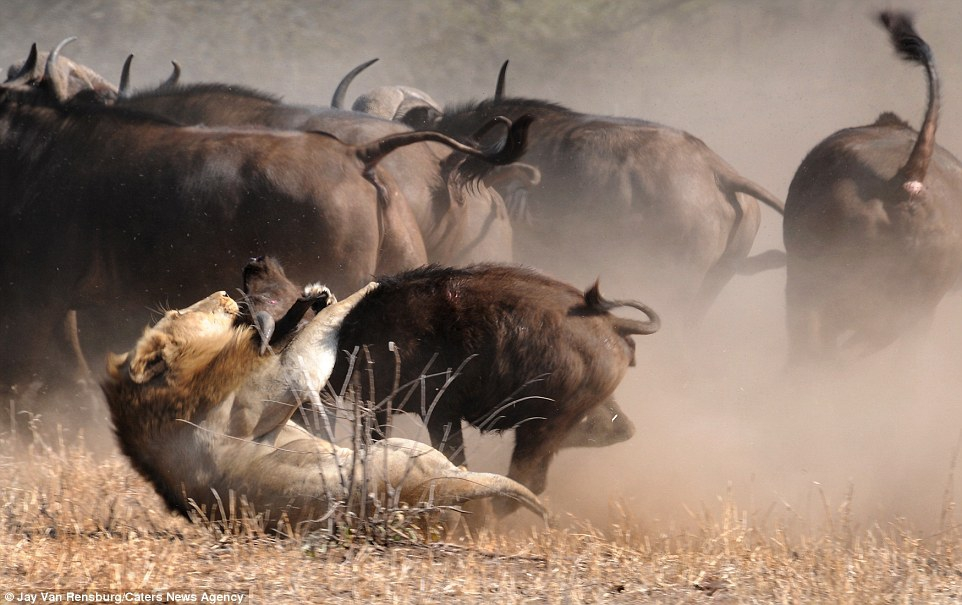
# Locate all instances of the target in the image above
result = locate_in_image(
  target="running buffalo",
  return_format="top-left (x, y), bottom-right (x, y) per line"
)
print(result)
top-left (242, 255), bottom-right (638, 452)
top-left (783, 12), bottom-right (962, 361)
top-left (241, 256), bottom-right (658, 516)
top-left (0, 41), bottom-right (528, 386)
top-left (116, 57), bottom-right (537, 265)
top-left (350, 62), bottom-right (785, 320)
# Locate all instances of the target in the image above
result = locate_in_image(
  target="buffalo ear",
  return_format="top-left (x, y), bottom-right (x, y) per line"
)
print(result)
top-left (105, 352), bottom-right (130, 379)
top-left (481, 162), bottom-right (540, 223)
top-left (442, 155), bottom-right (470, 208)
top-left (481, 162), bottom-right (541, 191)
top-left (128, 332), bottom-right (170, 383)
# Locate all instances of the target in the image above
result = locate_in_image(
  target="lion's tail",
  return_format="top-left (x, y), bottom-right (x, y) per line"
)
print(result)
top-left (417, 472), bottom-right (548, 523)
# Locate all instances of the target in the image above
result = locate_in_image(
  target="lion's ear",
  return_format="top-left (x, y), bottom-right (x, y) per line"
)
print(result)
top-left (129, 332), bottom-right (170, 383)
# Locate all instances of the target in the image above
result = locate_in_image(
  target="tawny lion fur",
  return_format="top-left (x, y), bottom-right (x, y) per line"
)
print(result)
top-left (101, 287), bottom-right (547, 533)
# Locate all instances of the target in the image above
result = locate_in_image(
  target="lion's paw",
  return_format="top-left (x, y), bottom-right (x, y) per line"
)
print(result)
top-left (301, 283), bottom-right (335, 310)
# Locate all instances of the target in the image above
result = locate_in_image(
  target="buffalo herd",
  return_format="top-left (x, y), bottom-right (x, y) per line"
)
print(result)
top-left (3, 11), bottom-right (961, 519)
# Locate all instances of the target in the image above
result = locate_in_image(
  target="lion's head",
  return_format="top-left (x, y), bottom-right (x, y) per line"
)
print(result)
top-left (102, 291), bottom-right (274, 520)
top-left (104, 292), bottom-right (263, 437)
top-left (115, 291), bottom-right (248, 383)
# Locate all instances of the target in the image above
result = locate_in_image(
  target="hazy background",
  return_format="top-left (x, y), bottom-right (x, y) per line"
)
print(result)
top-left (5, 0), bottom-right (962, 534)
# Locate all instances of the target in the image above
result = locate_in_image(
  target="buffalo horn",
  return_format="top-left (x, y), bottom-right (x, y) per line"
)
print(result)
top-left (608, 299), bottom-right (661, 335)
top-left (118, 54), bottom-right (133, 98)
top-left (472, 114), bottom-right (510, 140)
top-left (45, 36), bottom-right (77, 103)
top-left (585, 283), bottom-right (661, 336)
top-left (5, 43), bottom-right (40, 84)
top-left (355, 113), bottom-right (532, 170)
top-left (330, 58), bottom-right (378, 108)
top-left (161, 61), bottom-right (181, 88)
top-left (494, 59), bottom-right (508, 100)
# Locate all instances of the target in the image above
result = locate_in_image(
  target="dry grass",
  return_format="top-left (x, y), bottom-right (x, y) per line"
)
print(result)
top-left (2, 424), bottom-right (962, 604)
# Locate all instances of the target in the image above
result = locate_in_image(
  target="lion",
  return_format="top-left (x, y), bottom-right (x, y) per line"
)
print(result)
top-left (101, 286), bottom-right (547, 534)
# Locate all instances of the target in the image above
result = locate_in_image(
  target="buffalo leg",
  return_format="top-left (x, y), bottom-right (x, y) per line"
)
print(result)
top-left (496, 424), bottom-right (556, 516)
top-left (691, 256), bottom-right (740, 322)
top-left (785, 260), bottom-right (830, 363)
top-left (691, 191), bottom-right (759, 321)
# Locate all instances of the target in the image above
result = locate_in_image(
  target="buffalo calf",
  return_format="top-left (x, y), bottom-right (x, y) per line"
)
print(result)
top-left (243, 257), bottom-right (658, 515)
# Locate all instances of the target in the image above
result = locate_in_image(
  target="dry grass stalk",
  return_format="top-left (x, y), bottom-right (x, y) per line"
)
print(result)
top-left (4, 418), bottom-right (962, 602)
top-left (5, 355), bottom-right (962, 602)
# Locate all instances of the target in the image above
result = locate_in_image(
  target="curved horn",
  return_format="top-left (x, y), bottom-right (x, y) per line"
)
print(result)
top-left (6, 43), bottom-right (40, 84)
top-left (584, 282), bottom-right (661, 335)
top-left (45, 37), bottom-right (77, 102)
top-left (608, 299), bottom-right (661, 335)
top-left (494, 59), bottom-right (508, 100)
top-left (354, 113), bottom-right (532, 170)
top-left (488, 113), bottom-right (533, 164)
top-left (471, 114), bottom-right (511, 142)
top-left (118, 54), bottom-right (133, 98)
top-left (161, 61), bottom-right (181, 88)
top-left (330, 58), bottom-right (378, 108)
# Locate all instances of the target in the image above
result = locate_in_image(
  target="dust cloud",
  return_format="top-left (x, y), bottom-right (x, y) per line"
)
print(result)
top-left (4, 0), bottom-right (962, 533)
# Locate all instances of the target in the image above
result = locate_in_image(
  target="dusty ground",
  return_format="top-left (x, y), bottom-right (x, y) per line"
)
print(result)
top-left (3, 439), bottom-right (962, 603)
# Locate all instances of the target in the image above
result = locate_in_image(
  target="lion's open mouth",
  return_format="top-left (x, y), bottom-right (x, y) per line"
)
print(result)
top-left (221, 295), bottom-right (240, 317)
top-left (182, 291), bottom-right (240, 318)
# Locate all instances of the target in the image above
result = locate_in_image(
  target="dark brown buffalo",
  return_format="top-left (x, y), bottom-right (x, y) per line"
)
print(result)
top-left (0, 41), bottom-right (527, 386)
top-left (116, 59), bottom-right (534, 265)
top-left (240, 257), bottom-right (657, 515)
top-left (351, 65), bottom-right (785, 320)
top-left (783, 12), bottom-right (962, 361)
top-left (241, 255), bottom-right (637, 451)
